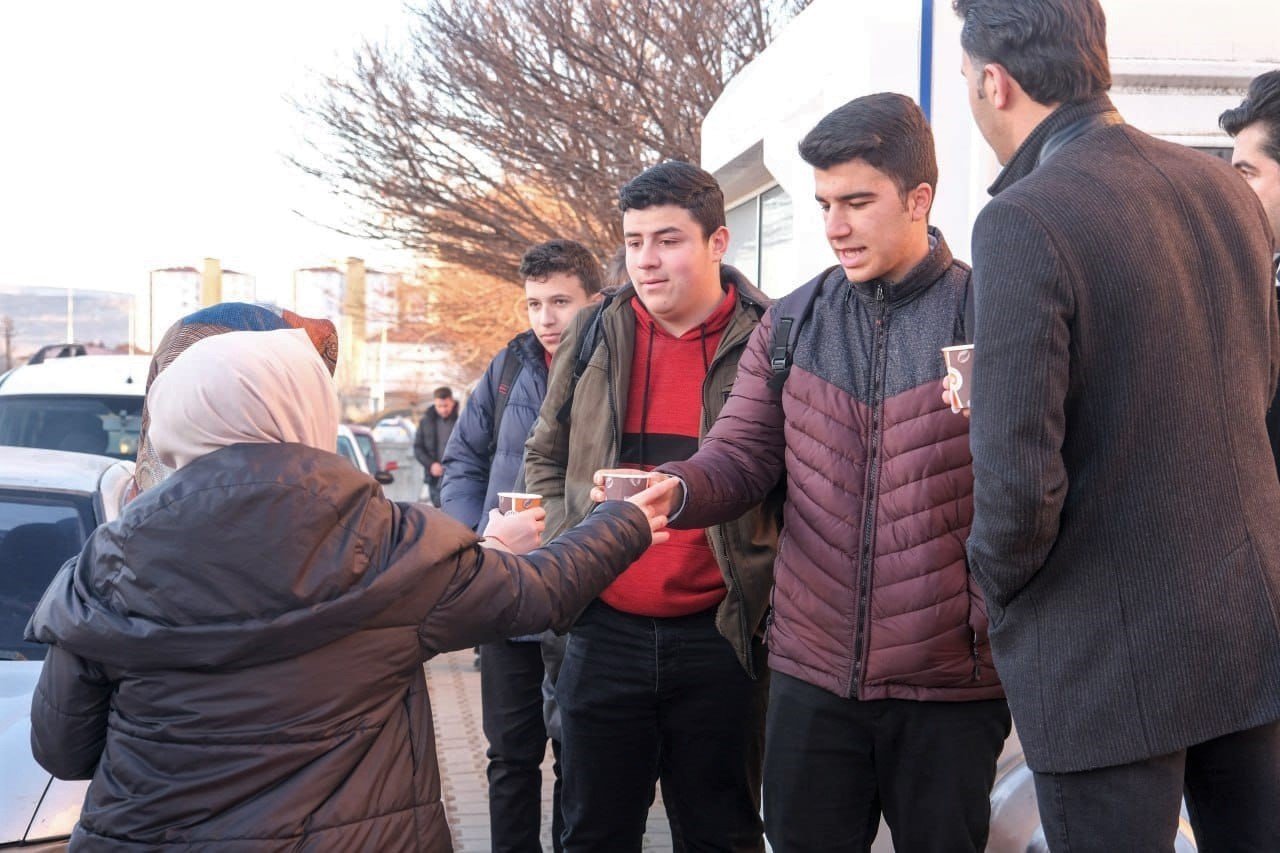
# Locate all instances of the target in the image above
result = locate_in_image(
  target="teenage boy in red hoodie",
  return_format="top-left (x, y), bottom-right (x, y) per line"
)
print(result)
top-left (525, 161), bottom-right (777, 852)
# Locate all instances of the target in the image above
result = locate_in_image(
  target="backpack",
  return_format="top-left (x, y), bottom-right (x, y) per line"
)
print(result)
top-left (554, 291), bottom-right (619, 425)
top-left (765, 266), bottom-right (975, 392)
top-left (487, 340), bottom-right (526, 458)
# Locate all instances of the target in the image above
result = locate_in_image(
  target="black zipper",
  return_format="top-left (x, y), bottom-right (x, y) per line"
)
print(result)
top-left (848, 283), bottom-right (888, 698)
top-left (971, 631), bottom-right (981, 681)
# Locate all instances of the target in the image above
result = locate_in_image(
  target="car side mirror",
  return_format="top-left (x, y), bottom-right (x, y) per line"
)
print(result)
top-left (375, 470), bottom-right (395, 485)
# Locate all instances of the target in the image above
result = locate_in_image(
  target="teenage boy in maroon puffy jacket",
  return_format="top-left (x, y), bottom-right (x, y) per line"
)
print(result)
top-left (620, 95), bottom-right (1010, 852)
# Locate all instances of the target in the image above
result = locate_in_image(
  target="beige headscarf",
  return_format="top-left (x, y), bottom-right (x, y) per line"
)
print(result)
top-left (147, 328), bottom-right (339, 470)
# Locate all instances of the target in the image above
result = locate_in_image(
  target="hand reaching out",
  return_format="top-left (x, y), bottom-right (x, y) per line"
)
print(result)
top-left (623, 476), bottom-right (682, 546)
top-left (480, 506), bottom-right (546, 554)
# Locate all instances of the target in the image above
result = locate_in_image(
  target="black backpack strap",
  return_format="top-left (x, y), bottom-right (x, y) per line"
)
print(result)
top-left (555, 293), bottom-right (615, 425)
top-left (487, 341), bottom-right (525, 458)
top-left (766, 268), bottom-right (832, 392)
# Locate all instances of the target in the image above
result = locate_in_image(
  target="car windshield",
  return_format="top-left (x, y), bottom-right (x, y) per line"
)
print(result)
top-left (0, 490), bottom-right (94, 661)
top-left (0, 395), bottom-right (143, 460)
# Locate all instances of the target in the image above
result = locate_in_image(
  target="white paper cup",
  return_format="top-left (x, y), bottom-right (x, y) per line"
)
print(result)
top-left (599, 469), bottom-right (658, 501)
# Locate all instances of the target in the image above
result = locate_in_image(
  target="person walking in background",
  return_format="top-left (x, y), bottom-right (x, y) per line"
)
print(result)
top-left (954, 0), bottom-right (1280, 848)
top-left (635, 94), bottom-right (1008, 852)
top-left (25, 327), bottom-right (675, 852)
top-left (1221, 69), bottom-right (1280, 476)
top-left (525, 161), bottom-right (776, 853)
top-left (415, 385), bottom-right (458, 506)
top-left (441, 239), bottom-right (604, 853)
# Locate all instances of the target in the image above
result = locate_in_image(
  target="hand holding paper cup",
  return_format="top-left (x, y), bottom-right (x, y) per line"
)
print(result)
top-left (595, 469), bottom-right (657, 501)
top-left (941, 344), bottom-right (974, 413)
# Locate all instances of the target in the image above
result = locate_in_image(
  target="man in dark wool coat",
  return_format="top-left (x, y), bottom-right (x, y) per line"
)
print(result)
top-left (952, 0), bottom-right (1280, 849)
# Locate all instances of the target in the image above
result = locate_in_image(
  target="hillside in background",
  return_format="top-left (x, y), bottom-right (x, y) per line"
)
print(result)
top-left (0, 286), bottom-right (132, 360)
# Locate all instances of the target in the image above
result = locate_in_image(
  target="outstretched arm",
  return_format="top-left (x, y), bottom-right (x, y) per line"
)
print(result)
top-left (658, 314), bottom-right (786, 528)
top-left (418, 489), bottom-right (672, 654)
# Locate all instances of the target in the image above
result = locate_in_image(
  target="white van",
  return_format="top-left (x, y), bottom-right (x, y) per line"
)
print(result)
top-left (0, 354), bottom-right (149, 461)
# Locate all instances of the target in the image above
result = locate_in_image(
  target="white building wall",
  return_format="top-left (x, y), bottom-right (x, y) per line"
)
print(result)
top-left (703, 0), bottom-right (1280, 297)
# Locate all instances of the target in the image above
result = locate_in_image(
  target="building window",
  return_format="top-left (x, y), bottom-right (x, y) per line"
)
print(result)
top-left (725, 185), bottom-right (793, 291)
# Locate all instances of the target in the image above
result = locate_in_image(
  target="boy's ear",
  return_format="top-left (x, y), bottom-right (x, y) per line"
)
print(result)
top-left (708, 225), bottom-right (730, 261)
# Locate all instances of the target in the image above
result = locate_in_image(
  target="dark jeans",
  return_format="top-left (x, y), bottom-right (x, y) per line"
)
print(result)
top-left (557, 600), bottom-right (767, 853)
top-left (763, 670), bottom-right (1011, 853)
top-left (1034, 718), bottom-right (1280, 852)
top-left (426, 475), bottom-right (442, 507)
top-left (481, 639), bottom-right (561, 853)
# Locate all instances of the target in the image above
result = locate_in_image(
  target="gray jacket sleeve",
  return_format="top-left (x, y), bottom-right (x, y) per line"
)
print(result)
top-left (966, 199), bottom-right (1073, 619)
top-left (29, 645), bottom-right (113, 780)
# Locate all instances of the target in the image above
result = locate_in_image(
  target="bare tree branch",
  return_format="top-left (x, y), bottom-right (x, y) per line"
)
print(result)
top-left (293, 0), bottom-right (810, 284)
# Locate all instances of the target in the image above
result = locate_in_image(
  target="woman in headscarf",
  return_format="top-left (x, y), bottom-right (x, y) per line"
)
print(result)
top-left (25, 328), bottom-right (674, 852)
top-left (130, 301), bottom-right (340, 496)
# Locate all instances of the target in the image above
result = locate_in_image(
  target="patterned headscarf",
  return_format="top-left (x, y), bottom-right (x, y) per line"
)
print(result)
top-left (147, 329), bottom-right (339, 470)
top-left (130, 303), bottom-right (338, 495)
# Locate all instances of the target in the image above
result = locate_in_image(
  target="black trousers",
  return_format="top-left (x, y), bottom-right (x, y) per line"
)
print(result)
top-left (763, 670), bottom-right (1011, 853)
top-left (557, 600), bottom-right (767, 853)
top-left (480, 639), bottom-right (560, 853)
top-left (1034, 718), bottom-right (1280, 852)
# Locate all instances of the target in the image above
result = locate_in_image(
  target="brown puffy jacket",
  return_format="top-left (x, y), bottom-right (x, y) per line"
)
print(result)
top-left (26, 443), bottom-right (652, 851)
top-left (664, 231), bottom-right (1004, 702)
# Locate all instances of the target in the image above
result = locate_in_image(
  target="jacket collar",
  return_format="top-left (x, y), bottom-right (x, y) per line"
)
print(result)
top-left (988, 95), bottom-right (1123, 196)
top-left (847, 226), bottom-right (954, 308)
top-left (511, 328), bottom-right (548, 372)
top-left (605, 263), bottom-right (769, 328)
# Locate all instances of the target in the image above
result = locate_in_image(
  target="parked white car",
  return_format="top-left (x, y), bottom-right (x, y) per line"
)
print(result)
top-left (0, 446), bottom-right (133, 850)
top-left (0, 355), bottom-right (149, 461)
top-left (336, 424), bottom-right (394, 486)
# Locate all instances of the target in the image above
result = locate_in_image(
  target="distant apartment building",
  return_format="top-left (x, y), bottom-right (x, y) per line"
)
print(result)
top-left (143, 259), bottom-right (256, 351)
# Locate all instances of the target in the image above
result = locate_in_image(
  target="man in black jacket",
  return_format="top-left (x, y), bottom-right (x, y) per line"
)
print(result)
top-left (414, 386), bottom-right (458, 507)
top-left (953, 0), bottom-right (1280, 848)
top-left (1221, 70), bottom-right (1280, 478)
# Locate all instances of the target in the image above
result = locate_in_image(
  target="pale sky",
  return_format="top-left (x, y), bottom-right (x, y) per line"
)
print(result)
top-left (0, 1), bottom-right (414, 305)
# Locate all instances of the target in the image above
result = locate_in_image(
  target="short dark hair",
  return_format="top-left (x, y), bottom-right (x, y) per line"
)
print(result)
top-left (798, 93), bottom-right (939, 196)
top-left (618, 161), bottom-right (725, 239)
top-left (953, 0), bottom-right (1111, 105)
top-left (518, 239), bottom-right (604, 296)
top-left (1220, 70), bottom-right (1280, 165)
top-left (432, 386), bottom-right (453, 400)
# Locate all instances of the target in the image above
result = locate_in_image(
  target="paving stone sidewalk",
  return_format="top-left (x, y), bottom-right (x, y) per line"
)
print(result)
top-left (426, 649), bottom-right (675, 852)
